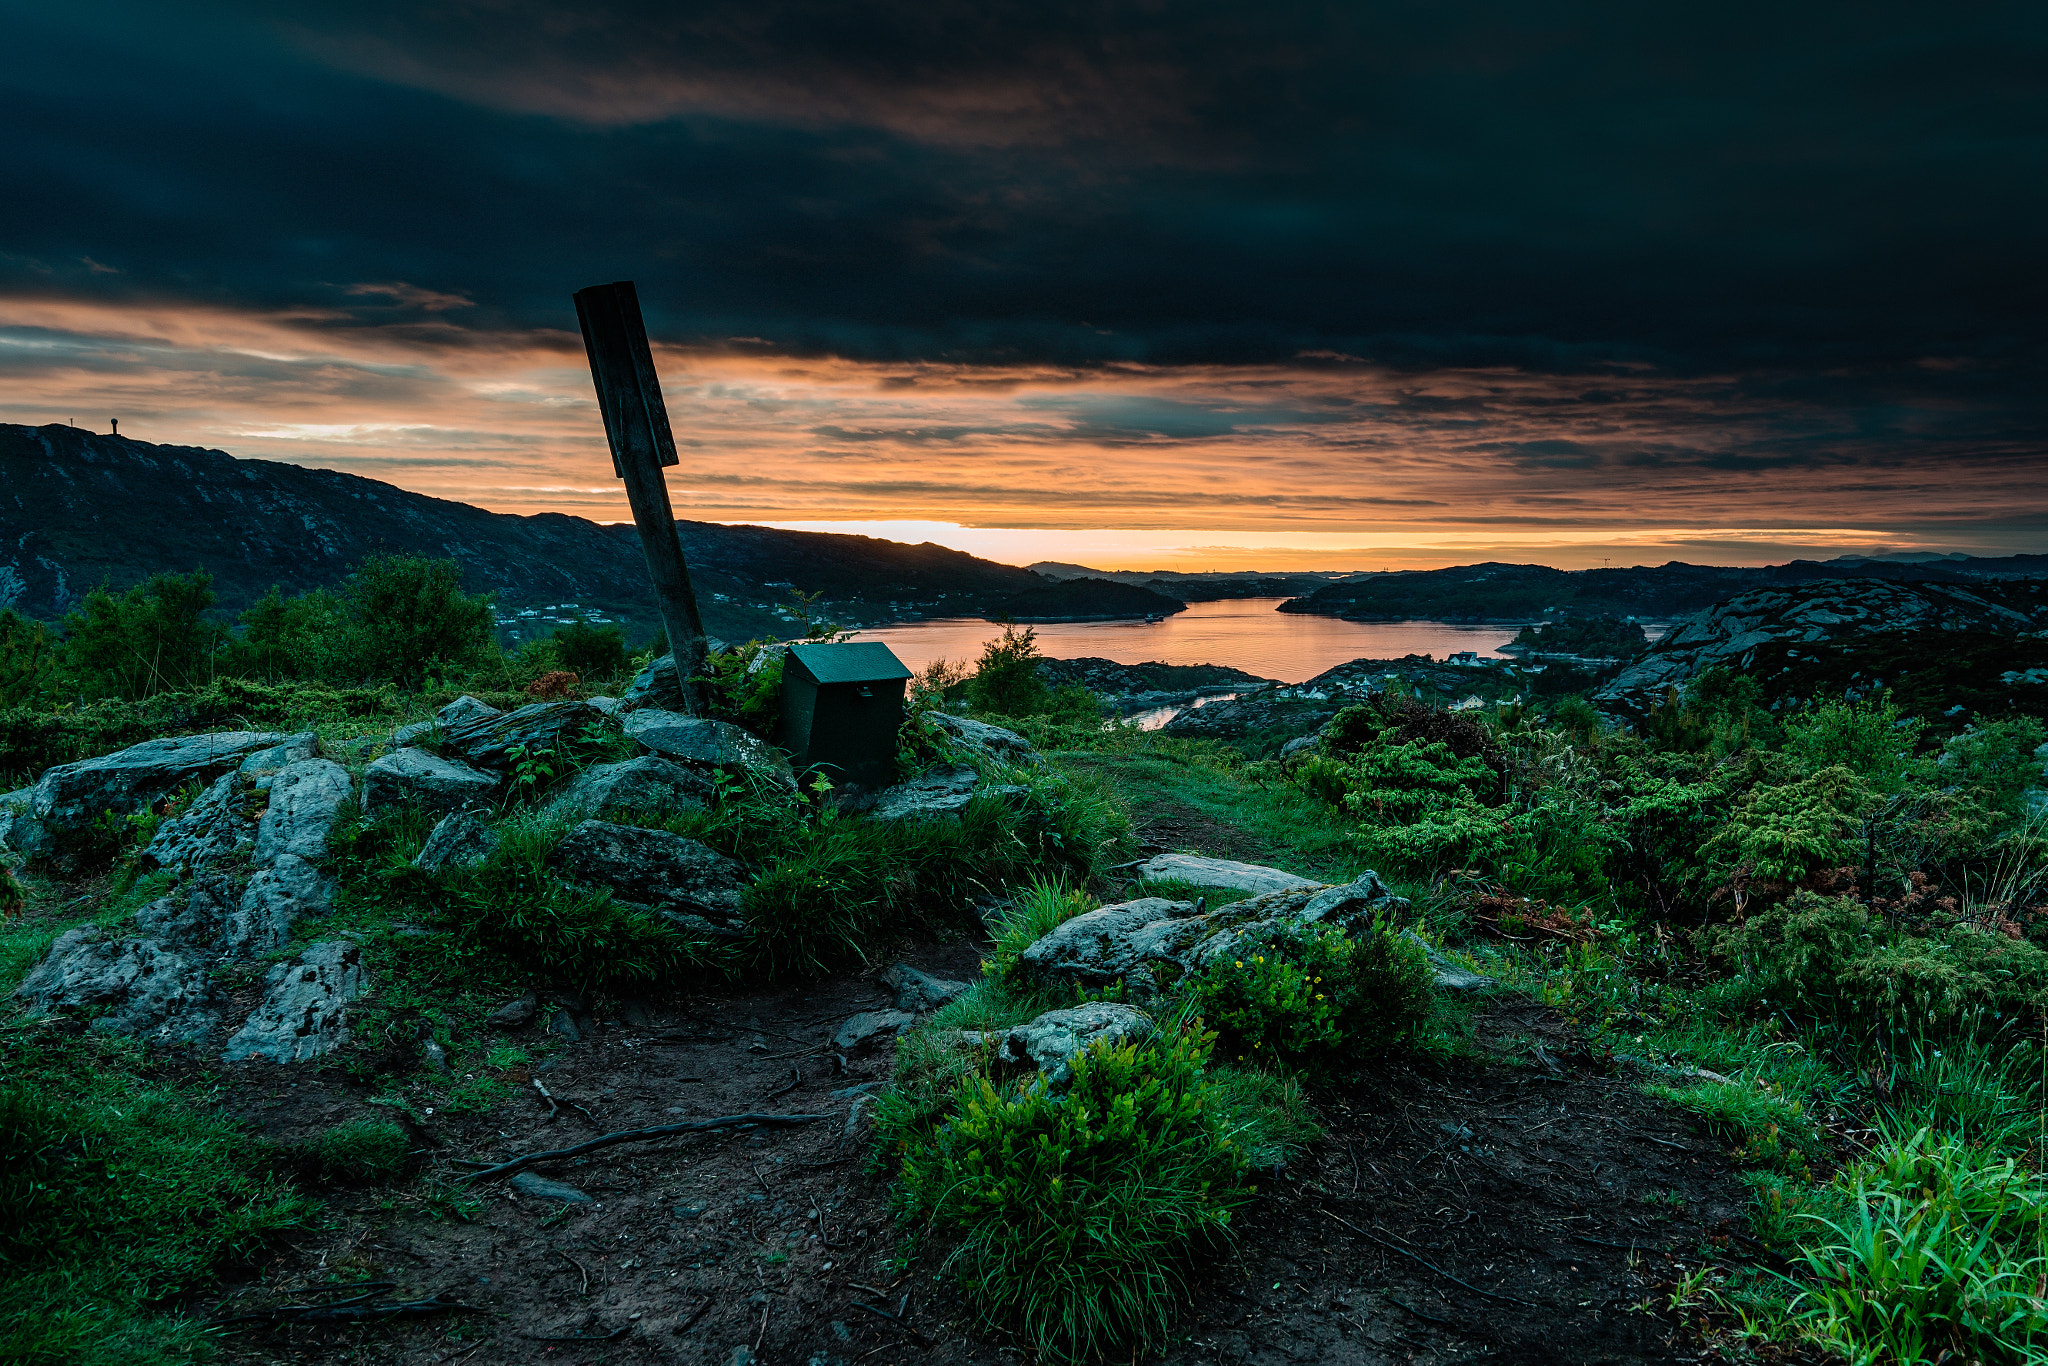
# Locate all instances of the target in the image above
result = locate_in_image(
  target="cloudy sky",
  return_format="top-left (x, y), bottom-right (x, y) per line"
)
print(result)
top-left (3, 1), bottom-right (2043, 569)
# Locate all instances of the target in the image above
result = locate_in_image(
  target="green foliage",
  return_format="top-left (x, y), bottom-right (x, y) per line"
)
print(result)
top-left (1204, 1065), bottom-right (1326, 1170)
top-left (966, 623), bottom-right (1052, 717)
top-left (551, 617), bottom-right (630, 681)
top-left (698, 639), bottom-right (786, 733)
top-left (1647, 1077), bottom-right (1822, 1176)
top-left (1189, 920), bottom-right (1434, 1069)
top-left (234, 584), bottom-right (349, 681)
top-left (896, 1029), bottom-right (1249, 1363)
top-left (58, 570), bottom-right (228, 701)
top-left (0, 1033), bottom-right (312, 1365)
top-left (338, 554), bottom-right (496, 689)
top-left (987, 878), bottom-right (1096, 980)
top-left (310, 1119), bottom-right (410, 1183)
top-left (1643, 667), bottom-right (1778, 756)
top-left (1942, 717), bottom-right (2048, 817)
top-left (1703, 766), bottom-right (1875, 883)
top-left (0, 610), bottom-right (54, 709)
top-left (1785, 695), bottom-right (1926, 795)
top-left (0, 862), bottom-right (22, 919)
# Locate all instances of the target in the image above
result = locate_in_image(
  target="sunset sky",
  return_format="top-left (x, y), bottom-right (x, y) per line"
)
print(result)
top-left (2, 2), bottom-right (2043, 571)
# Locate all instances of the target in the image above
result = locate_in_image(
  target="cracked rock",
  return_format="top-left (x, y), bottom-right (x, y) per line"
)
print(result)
top-left (222, 940), bottom-right (367, 1064)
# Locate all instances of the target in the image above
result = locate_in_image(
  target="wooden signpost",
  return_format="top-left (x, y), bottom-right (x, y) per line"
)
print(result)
top-left (572, 280), bottom-right (711, 713)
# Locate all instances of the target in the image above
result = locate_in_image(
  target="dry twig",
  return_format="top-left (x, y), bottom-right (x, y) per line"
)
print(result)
top-left (459, 1113), bottom-right (829, 1184)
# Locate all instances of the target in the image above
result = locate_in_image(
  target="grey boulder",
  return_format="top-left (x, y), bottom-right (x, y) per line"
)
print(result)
top-left (864, 766), bottom-right (1026, 823)
top-left (363, 748), bottom-right (498, 815)
top-left (880, 963), bottom-right (972, 1013)
top-left (993, 1003), bottom-right (1153, 1088)
top-left (221, 940), bottom-right (367, 1063)
top-left (510, 1173), bottom-right (595, 1204)
top-left (623, 711), bottom-right (795, 791)
top-left (12, 926), bottom-right (218, 1043)
top-left (413, 810), bottom-right (499, 873)
top-left (547, 756), bottom-right (713, 820)
top-left (438, 694), bottom-right (504, 729)
top-left (236, 732), bottom-right (320, 786)
top-left (833, 1009), bottom-right (915, 1051)
top-left (486, 989), bottom-right (539, 1028)
top-left (550, 820), bottom-right (748, 930)
top-left (923, 712), bottom-right (1039, 763)
top-left (144, 772), bottom-right (253, 874)
top-left (1135, 854), bottom-right (1319, 896)
top-left (253, 759), bottom-right (352, 865)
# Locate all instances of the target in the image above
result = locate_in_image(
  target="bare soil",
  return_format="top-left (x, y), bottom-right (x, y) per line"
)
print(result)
top-left (193, 954), bottom-right (1767, 1366)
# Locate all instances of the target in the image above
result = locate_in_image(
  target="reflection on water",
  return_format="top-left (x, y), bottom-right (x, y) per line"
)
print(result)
top-left (1127, 692), bottom-right (1240, 731)
top-left (849, 599), bottom-right (1533, 684)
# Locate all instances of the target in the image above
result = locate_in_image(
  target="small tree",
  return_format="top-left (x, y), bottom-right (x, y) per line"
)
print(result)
top-left (232, 585), bottom-right (350, 681)
top-left (552, 617), bottom-right (629, 680)
top-left (0, 610), bottom-right (54, 708)
top-left (59, 571), bottom-right (228, 701)
top-left (965, 623), bottom-right (1051, 717)
top-left (339, 556), bottom-right (494, 689)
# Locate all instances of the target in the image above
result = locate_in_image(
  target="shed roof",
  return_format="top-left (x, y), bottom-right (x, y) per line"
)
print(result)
top-left (786, 641), bottom-right (914, 685)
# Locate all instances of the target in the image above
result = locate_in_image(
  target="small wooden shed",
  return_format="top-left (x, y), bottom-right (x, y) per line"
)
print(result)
top-left (777, 641), bottom-right (914, 789)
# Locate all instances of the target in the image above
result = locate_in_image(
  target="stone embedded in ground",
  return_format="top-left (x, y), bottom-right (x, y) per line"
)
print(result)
top-left (2, 730), bottom-right (298, 861)
top-left (1135, 853), bottom-right (1320, 896)
top-left (413, 810), bottom-right (500, 873)
top-left (12, 925), bottom-right (219, 1043)
top-left (1411, 936), bottom-right (1493, 990)
top-left (1018, 875), bottom-right (1418, 995)
top-left (253, 758), bottom-right (352, 865)
top-left (549, 1009), bottom-right (583, 1043)
top-left (231, 854), bottom-right (336, 952)
top-left (880, 963), bottom-right (971, 1013)
top-left (622, 652), bottom-right (689, 713)
top-left (391, 720), bottom-right (437, 748)
top-left (133, 875), bottom-right (240, 952)
top-left (996, 1002), bottom-right (1153, 1087)
top-left (221, 940), bottom-right (367, 1064)
top-left (622, 710), bottom-right (796, 791)
top-left (832, 1009), bottom-right (915, 1051)
top-left (444, 698), bottom-right (611, 769)
top-left (510, 1173), bottom-right (596, 1203)
top-left (363, 747), bottom-right (499, 816)
top-left (547, 755), bottom-right (714, 820)
top-left (437, 694), bottom-right (503, 729)
top-left (922, 712), bottom-right (1039, 763)
top-left (863, 765), bottom-right (1027, 823)
top-left (550, 819), bottom-right (748, 929)
top-left (487, 989), bottom-right (539, 1028)
top-left (143, 771), bottom-right (251, 874)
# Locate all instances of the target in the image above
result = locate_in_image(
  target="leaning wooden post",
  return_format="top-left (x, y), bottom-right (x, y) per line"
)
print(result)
top-left (573, 280), bottom-right (711, 713)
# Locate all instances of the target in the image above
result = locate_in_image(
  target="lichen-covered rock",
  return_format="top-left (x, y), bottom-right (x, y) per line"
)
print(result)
top-left (923, 712), bottom-right (1038, 763)
top-left (363, 747), bottom-right (498, 815)
top-left (143, 772), bottom-right (254, 874)
top-left (221, 940), bottom-right (366, 1064)
top-left (995, 1003), bottom-right (1152, 1087)
top-left (863, 765), bottom-right (1026, 823)
top-left (438, 695), bottom-right (503, 728)
top-left (880, 963), bottom-right (971, 1013)
top-left (547, 756), bottom-right (713, 820)
top-left (622, 711), bottom-right (795, 790)
top-left (12, 926), bottom-right (218, 1043)
top-left (444, 699), bottom-right (608, 769)
top-left (1016, 872), bottom-right (1434, 995)
top-left (253, 759), bottom-right (352, 865)
top-left (622, 652), bottom-right (689, 713)
top-left (230, 854), bottom-right (335, 952)
top-left (1135, 854), bottom-right (1319, 895)
top-left (133, 875), bottom-right (241, 952)
top-left (235, 732), bottom-right (320, 785)
top-left (550, 820), bottom-right (748, 930)
top-left (413, 810), bottom-right (499, 873)
top-left (3, 731), bottom-right (296, 859)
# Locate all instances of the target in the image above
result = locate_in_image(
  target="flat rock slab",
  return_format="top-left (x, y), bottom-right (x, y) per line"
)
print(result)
top-left (253, 759), bottom-right (352, 865)
top-left (222, 940), bottom-right (367, 1064)
top-left (622, 711), bottom-right (795, 790)
top-left (511, 1174), bottom-right (595, 1204)
top-left (864, 765), bottom-right (1026, 823)
top-left (444, 699), bottom-right (609, 769)
top-left (363, 747), bottom-right (498, 816)
top-left (414, 810), bottom-right (499, 873)
top-left (4, 730), bottom-right (298, 860)
top-left (1136, 854), bottom-right (1320, 895)
top-left (550, 820), bottom-right (748, 930)
top-left (547, 756), bottom-right (713, 820)
top-left (833, 1009), bottom-right (914, 1051)
top-left (881, 963), bottom-right (971, 1013)
top-left (923, 712), bottom-right (1038, 763)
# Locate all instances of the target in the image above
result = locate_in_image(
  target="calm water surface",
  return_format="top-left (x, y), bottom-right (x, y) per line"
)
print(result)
top-left (848, 598), bottom-right (1531, 684)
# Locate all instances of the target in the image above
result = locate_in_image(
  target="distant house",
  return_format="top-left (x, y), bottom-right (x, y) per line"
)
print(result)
top-left (1448, 650), bottom-right (1480, 666)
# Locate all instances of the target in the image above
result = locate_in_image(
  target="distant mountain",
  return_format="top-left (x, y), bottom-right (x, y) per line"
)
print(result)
top-left (1024, 561), bottom-right (1351, 601)
top-left (0, 424), bottom-right (1045, 642)
top-left (987, 577), bottom-right (1186, 622)
top-left (1279, 556), bottom-right (2048, 623)
top-left (1592, 578), bottom-right (2048, 723)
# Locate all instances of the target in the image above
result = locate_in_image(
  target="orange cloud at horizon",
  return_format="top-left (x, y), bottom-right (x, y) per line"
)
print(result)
top-left (2, 293), bottom-right (2040, 571)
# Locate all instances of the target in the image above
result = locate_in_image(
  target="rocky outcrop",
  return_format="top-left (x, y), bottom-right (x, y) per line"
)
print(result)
top-left (363, 748), bottom-right (498, 815)
top-left (1135, 854), bottom-right (1319, 895)
top-left (253, 760), bottom-right (352, 865)
top-left (1594, 579), bottom-right (2048, 718)
top-left (880, 963), bottom-right (972, 1013)
top-left (413, 811), bottom-right (500, 873)
top-left (922, 712), bottom-right (1038, 764)
top-left (546, 756), bottom-right (713, 820)
top-left (550, 820), bottom-right (749, 935)
top-left (974, 1002), bottom-right (1153, 1088)
top-left (861, 765), bottom-right (1027, 823)
top-left (443, 699), bottom-right (612, 769)
top-left (622, 710), bottom-right (795, 790)
top-left (13, 926), bottom-right (220, 1044)
top-left (221, 941), bottom-right (368, 1064)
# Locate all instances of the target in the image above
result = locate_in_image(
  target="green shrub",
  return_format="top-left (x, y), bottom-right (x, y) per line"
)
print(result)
top-left (0, 609), bottom-right (53, 709)
top-left (58, 570), bottom-right (229, 702)
top-left (551, 617), bottom-right (629, 681)
top-left (1702, 766), bottom-right (1874, 884)
top-left (311, 1119), bottom-right (410, 1183)
top-left (1785, 695), bottom-right (1927, 795)
top-left (1189, 920), bottom-right (1433, 1068)
top-left (1942, 718), bottom-right (2048, 817)
top-left (896, 1029), bottom-right (1249, 1362)
top-left (966, 623), bottom-right (1052, 717)
top-left (339, 555), bottom-right (496, 689)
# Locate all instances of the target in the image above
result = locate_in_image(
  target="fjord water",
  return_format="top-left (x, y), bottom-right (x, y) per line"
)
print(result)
top-left (848, 597), bottom-right (1528, 684)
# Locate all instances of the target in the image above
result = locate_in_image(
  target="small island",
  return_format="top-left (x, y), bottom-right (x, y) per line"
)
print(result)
top-left (985, 576), bottom-right (1188, 622)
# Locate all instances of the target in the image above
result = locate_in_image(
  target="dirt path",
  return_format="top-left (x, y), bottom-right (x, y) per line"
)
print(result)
top-left (200, 962), bottom-right (1755, 1366)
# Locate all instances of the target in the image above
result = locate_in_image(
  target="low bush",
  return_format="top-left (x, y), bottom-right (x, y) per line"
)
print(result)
top-left (310, 1119), bottom-right (410, 1184)
top-left (1188, 920), bottom-right (1434, 1069)
top-left (895, 1028), bottom-right (1249, 1363)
